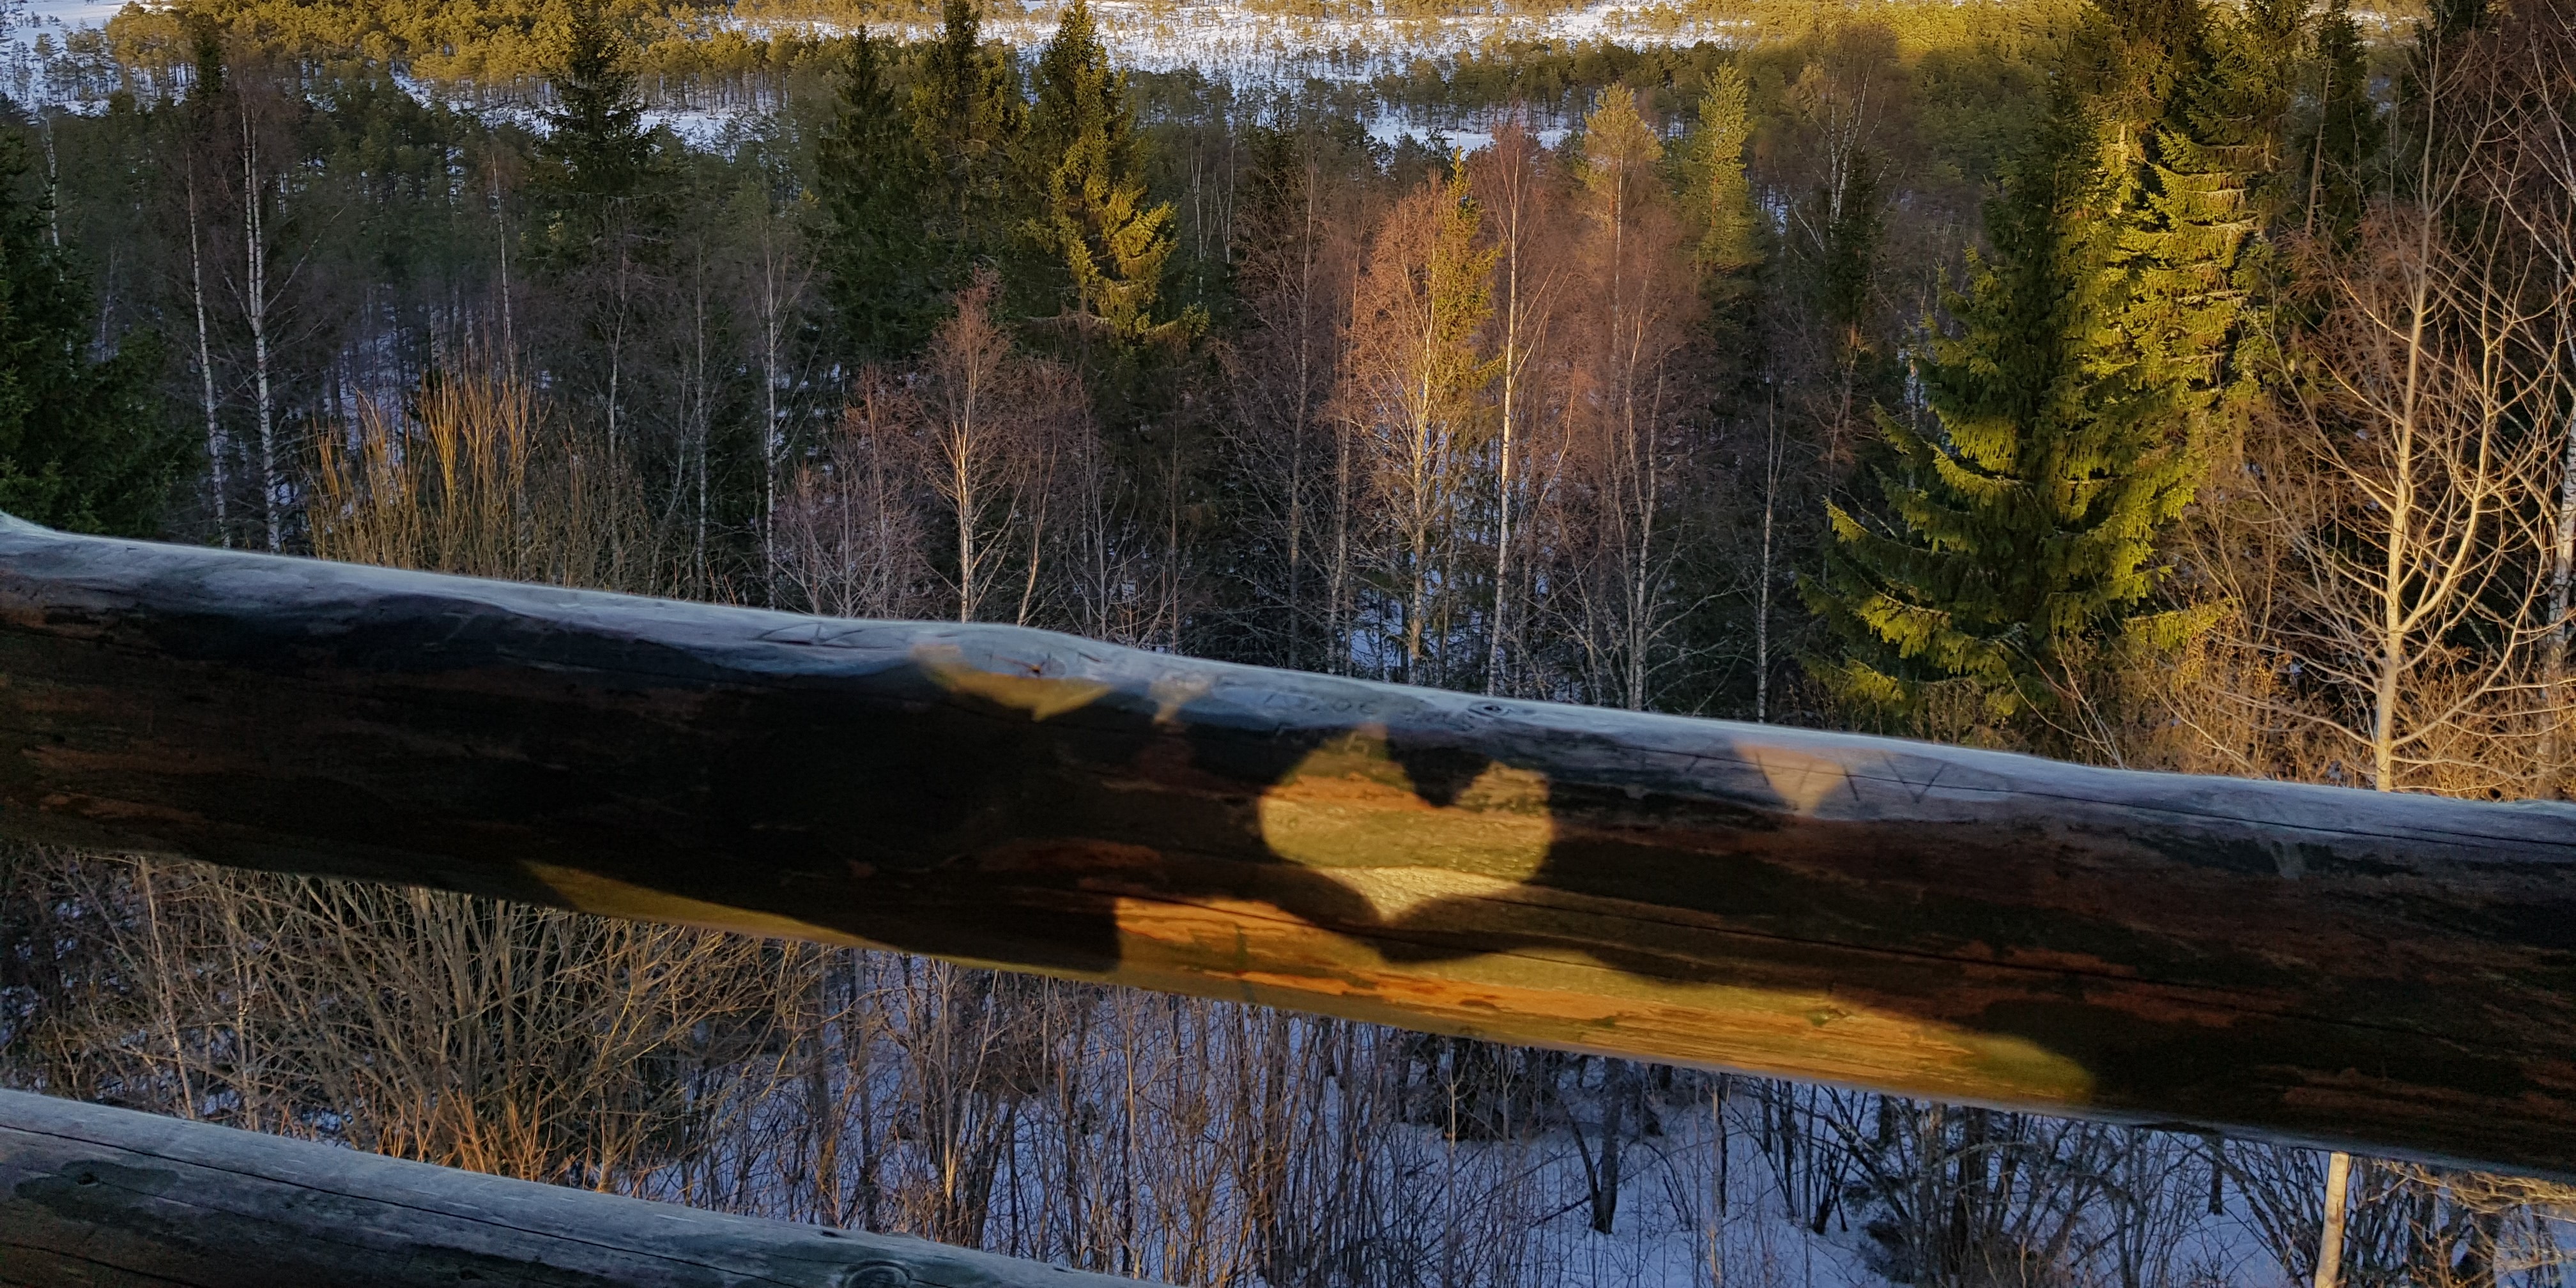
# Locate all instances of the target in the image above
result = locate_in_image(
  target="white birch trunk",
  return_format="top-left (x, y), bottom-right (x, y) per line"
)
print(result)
top-left (239, 102), bottom-right (281, 553)
top-left (187, 174), bottom-right (229, 548)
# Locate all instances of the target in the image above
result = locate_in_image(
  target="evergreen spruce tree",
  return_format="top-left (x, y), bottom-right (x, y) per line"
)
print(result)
top-left (816, 30), bottom-right (944, 359)
top-left (2110, 0), bottom-right (2262, 436)
top-left (1805, 75), bottom-right (2200, 733)
top-left (532, 4), bottom-right (661, 265)
top-left (1807, 0), bottom-right (2274, 737)
top-left (910, 0), bottom-right (1023, 277)
top-left (2206, 0), bottom-right (2308, 223)
top-left (1020, 0), bottom-right (1121, 232)
top-left (0, 131), bottom-right (180, 535)
top-left (1019, 1), bottom-right (1195, 351)
top-left (2297, 0), bottom-right (2381, 242)
top-left (1684, 63), bottom-right (1763, 305)
top-left (1681, 63), bottom-right (1765, 406)
top-left (1812, 162), bottom-right (1883, 348)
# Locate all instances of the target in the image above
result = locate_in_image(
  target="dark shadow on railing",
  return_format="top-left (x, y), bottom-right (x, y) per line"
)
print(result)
top-left (4, 512), bottom-right (2575, 1182)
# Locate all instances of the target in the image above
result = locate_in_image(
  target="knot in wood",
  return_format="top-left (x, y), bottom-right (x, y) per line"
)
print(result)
top-left (845, 1262), bottom-right (913, 1288)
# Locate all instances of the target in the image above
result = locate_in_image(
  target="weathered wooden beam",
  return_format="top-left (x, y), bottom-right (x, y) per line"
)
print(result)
top-left (0, 1087), bottom-right (1149, 1287)
top-left (3, 515), bottom-right (2575, 1179)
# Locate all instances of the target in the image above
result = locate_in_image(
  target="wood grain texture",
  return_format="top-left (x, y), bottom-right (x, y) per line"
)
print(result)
top-left (0, 1088), bottom-right (1151, 1287)
top-left (3, 516), bottom-right (2575, 1177)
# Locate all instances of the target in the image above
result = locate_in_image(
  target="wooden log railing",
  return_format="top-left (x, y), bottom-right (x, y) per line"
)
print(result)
top-left (0, 1087), bottom-right (1149, 1287)
top-left (4, 515), bottom-right (2576, 1183)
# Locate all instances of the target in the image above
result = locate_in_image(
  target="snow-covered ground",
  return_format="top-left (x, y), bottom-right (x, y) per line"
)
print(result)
top-left (8, 0), bottom-right (127, 33)
top-left (1, 0), bottom-right (130, 70)
top-left (954, 0), bottom-right (1738, 83)
top-left (1361, 110), bottom-right (1572, 153)
top-left (0, 0), bottom-right (1689, 157)
top-left (2, 0), bottom-right (1736, 119)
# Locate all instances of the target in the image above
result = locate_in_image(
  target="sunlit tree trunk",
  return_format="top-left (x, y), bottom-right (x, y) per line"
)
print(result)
top-left (1285, 161), bottom-right (1321, 670)
top-left (2511, 23), bottom-right (2576, 781)
top-left (2312, 1151), bottom-right (2352, 1288)
top-left (1756, 404), bottom-right (1782, 722)
top-left (1569, 91), bottom-right (1698, 712)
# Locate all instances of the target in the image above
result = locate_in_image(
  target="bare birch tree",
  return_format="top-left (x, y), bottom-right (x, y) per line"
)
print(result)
top-left (1225, 125), bottom-right (1368, 671)
top-left (1560, 90), bottom-right (1704, 711)
top-left (1467, 121), bottom-right (1568, 698)
top-left (776, 371), bottom-right (933, 620)
top-left (2488, 0), bottom-right (2576, 781)
top-left (1335, 167), bottom-right (1499, 684)
top-left (2206, 61), bottom-right (2568, 795)
top-left (227, 70), bottom-right (317, 552)
top-left (917, 277), bottom-right (1083, 624)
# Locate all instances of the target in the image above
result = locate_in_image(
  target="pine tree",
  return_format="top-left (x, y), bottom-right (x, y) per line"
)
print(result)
top-left (0, 131), bottom-right (180, 535)
top-left (910, 0), bottom-right (1023, 276)
top-left (816, 29), bottom-right (943, 360)
top-left (1019, 0), bottom-right (1195, 351)
top-left (1805, 79), bottom-right (2199, 734)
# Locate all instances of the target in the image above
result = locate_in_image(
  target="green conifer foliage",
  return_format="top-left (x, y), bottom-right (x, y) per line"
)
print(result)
top-left (2206, 0), bottom-right (2307, 220)
top-left (816, 30), bottom-right (944, 360)
top-left (2110, 0), bottom-right (2260, 434)
top-left (1044, 133), bottom-right (1195, 348)
top-left (1807, 0), bottom-right (2285, 737)
top-left (0, 133), bottom-right (179, 535)
top-left (533, 4), bottom-right (660, 264)
top-left (1682, 63), bottom-right (1765, 391)
top-left (1684, 63), bottom-right (1761, 286)
top-left (1021, 1), bottom-right (1196, 350)
top-left (910, 0), bottom-right (1023, 273)
top-left (1023, 0), bottom-right (1123, 199)
top-left (2297, 0), bottom-right (2382, 243)
top-left (1813, 162), bottom-right (1883, 342)
top-left (1806, 82), bottom-right (2199, 732)
top-left (1419, 176), bottom-right (1502, 436)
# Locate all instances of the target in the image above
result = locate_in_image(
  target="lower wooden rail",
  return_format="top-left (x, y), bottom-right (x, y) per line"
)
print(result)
top-left (0, 1088), bottom-right (1148, 1287)
top-left (4, 516), bottom-right (2576, 1179)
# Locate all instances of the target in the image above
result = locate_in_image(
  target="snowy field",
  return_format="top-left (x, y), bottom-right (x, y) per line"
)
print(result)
top-left (1, 0), bottom-right (128, 64)
top-left (1, 0), bottom-right (1736, 126)
top-left (901, 0), bottom-right (1740, 82)
top-left (7, 0), bottom-right (126, 33)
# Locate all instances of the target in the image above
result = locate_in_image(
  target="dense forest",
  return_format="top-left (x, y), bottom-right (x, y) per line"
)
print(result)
top-left (4, 0), bottom-right (2575, 1282)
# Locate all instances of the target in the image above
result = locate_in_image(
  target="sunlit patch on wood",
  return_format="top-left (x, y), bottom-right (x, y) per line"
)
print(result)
top-left (13, 512), bottom-right (2576, 1174)
top-left (1255, 725), bottom-right (1552, 918)
top-left (1752, 745), bottom-right (1858, 816)
top-left (523, 862), bottom-right (868, 947)
top-left (1147, 673), bottom-right (1213, 724)
top-left (1104, 893), bottom-right (2099, 1107)
top-left (912, 641), bottom-right (1114, 719)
